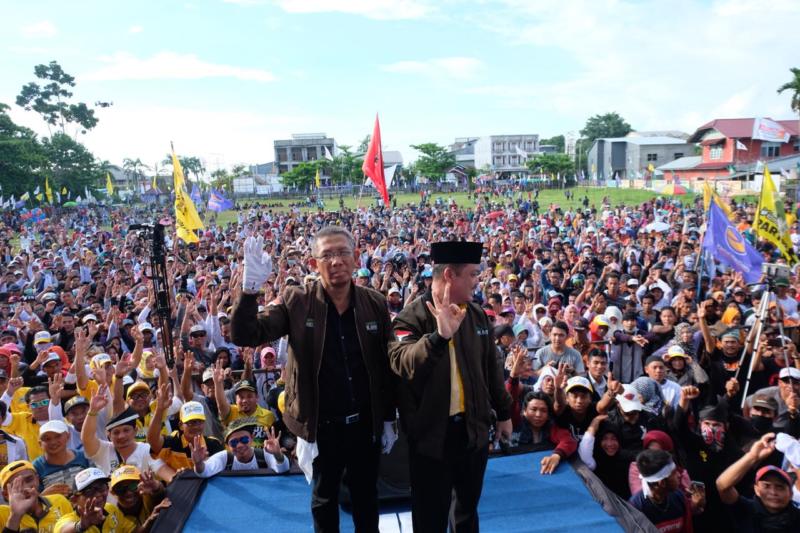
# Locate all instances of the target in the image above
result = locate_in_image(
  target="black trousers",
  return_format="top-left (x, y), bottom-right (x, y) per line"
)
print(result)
top-left (408, 418), bottom-right (489, 533)
top-left (311, 418), bottom-right (380, 533)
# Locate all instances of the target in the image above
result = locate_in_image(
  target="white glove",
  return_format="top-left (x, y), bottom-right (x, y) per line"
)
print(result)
top-left (242, 235), bottom-right (273, 293)
top-left (381, 421), bottom-right (398, 454)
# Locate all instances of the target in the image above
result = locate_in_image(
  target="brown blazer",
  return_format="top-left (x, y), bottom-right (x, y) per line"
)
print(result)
top-left (389, 292), bottom-right (512, 459)
top-left (230, 281), bottom-right (395, 442)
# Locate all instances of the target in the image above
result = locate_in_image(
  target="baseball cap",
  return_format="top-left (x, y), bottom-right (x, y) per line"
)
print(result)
top-left (33, 331), bottom-right (52, 345)
top-left (233, 379), bottom-right (257, 394)
top-left (189, 324), bottom-right (206, 335)
top-left (90, 353), bottom-right (113, 370)
top-left (490, 278), bottom-right (501, 284)
top-left (138, 322), bottom-right (154, 333)
top-left (565, 376), bottom-right (593, 394)
top-left (180, 401), bottom-right (206, 423)
top-left (388, 287), bottom-right (401, 295)
top-left (616, 384), bottom-right (645, 413)
top-left (665, 345), bottom-right (689, 359)
top-left (356, 268), bottom-right (371, 278)
top-left (81, 314), bottom-right (98, 324)
top-left (224, 416), bottom-right (259, 442)
top-left (202, 368), bottom-right (214, 383)
top-left (774, 278), bottom-right (790, 287)
top-left (594, 316), bottom-right (609, 328)
top-left (75, 467), bottom-right (111, 492)
top-left (125, 381), bottom-right (151, 399)
top-left (43, 352), bottom-right (61, 365)
top-left (499, 307), bottom-right (515, 316)
top-left (64, 395), bottom-right (89, 414)
top-left (779, 367), bottom-right (800, 380)
top-left (755, 465), bottom-right (793, 487)
top-left (110, 465), bottom-right (141, 490)
top-left (626, 278), bottom-right (639, 287)
top-left (508, 274), bottom-right (518, 281)
top-left (39, 420), bottom-right (69, 437)
top-left (0, 461), bottom-right (35, 489)
top-left (751, 394), bottom-right (779, 412)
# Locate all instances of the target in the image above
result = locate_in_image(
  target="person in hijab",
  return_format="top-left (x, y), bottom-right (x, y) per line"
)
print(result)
top-left (579, 414), bottom-right (636, 499)
top-left (514, 391), bottom-right (576, 475)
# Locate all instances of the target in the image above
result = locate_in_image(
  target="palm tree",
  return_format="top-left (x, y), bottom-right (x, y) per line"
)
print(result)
top-left (777, 67), bottom-right (800, 115)
top-left (122, 157), bottom-right (149, 193)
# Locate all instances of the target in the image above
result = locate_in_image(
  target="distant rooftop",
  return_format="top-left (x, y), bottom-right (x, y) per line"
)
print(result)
top-left (627, 130), bottom-right (690, 140)
top-left (595, 136), bottom-right (689, 145)
top-left (290, 133), bottom-right (328, 140)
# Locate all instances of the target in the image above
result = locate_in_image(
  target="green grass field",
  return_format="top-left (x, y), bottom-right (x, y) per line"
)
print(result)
top-left (211, 187), bottom-right (695, 226)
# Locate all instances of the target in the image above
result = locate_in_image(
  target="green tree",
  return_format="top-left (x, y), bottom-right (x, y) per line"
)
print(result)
top-left (280, 161), bottom-right (322, 190)
top-left (16, 61), bottom-right (111, 137)
top-left (410, 143), bottom-right (455, 182)
top-left (357, 135), bottom-right (371, 153)
top-left (122, 157), bottom-right (149, 193)
top-left (328, 145), bottom-right (363, 185)
top-left (0, 103), bottom-right (47, 195)
top-left (526, 153), bottom-right (575, 177)
top-left (540, 135), bottom-right (565, 152)
top-left (162, 154), bottom-right (205, 182)
top-left (579, 112), bottom-right (632, 143)
top-left (777, 67), bottom-right (800, 114)
top-left (210, 169), bottom-right (233, 194)
top-left (41, 132), bottom-right (101, 191)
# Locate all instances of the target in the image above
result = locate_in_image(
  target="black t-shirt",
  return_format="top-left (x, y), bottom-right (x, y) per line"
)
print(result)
top-left (629, 490), bottom-right (691, 532)
top-left (556, 404), bottom-right (597, 442)
top-left (728, 495), bottom-right (800, 533)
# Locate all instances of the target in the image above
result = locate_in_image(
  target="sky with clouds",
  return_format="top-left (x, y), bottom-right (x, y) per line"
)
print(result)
top-left (2, 0), bottom-right (799, 172)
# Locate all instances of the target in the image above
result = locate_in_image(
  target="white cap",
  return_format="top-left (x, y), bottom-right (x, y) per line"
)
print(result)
top-left (33, 331), bottom-right (52, 345)
top-left (81, 314), bottom-right (98, 324)
top-left (138, 322), bottom-right (154, 333)
top-left (75, 467), bottom-right (110, 492)
top-left (616, 384), bottom-right (645, 413)
top-left (43, 352), bottom-right (61, 365)
top-left (90, 353), bottom-right (113, 370)
top-left (39, 420), bottom-right (69, 437)
top-left (388, 287), bottom-right (401, 295)
top-left (565, 376), bottom-right (593, 394)
top-left (779, 367), bottom-right (800, 380)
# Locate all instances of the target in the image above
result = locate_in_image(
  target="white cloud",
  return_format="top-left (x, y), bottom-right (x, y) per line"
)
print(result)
top-left (20, 21), bottom-right (57, 38)
top-left (128, 25), bottom-right (144, 34)
top-left (464, 0), bottom-right (800, 133)
top-left (382, 57), bottom-right (484, 80)
top-left (272, 0), bottom-right (432, 20)
top-left (82, 52), bottom-right (276, 82)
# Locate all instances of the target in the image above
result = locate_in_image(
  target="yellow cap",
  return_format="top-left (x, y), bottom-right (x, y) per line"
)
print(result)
top-left (0, 461), bottom-right (35, 489)
top-left (125, 381), bottom-right (151, 400)
top-left (110, 465), bottom-right (140, 489)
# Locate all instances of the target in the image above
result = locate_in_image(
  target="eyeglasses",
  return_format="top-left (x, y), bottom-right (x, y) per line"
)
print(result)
top-left (129, 392), bottom-right (149, 400)
top-left (314, 250), bottom-right (353, 262)
top-left (228, 436), bottom-right (251, 448)
top-left (113, 481), bottom-right (139, 495)
top-left (190, 332), bottom-right (207, 338)
top-left (30, 399), bottom-right (50, 409)
top-left (780, 377), bottom-right (800, 385)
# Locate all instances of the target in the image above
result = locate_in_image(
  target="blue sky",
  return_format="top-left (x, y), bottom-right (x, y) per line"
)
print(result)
top-left (2, 0), bottom-right (799, 172)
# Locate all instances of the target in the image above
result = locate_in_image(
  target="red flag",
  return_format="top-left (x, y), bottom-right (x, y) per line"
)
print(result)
top-left (362, 113), bottom-right (389, 206)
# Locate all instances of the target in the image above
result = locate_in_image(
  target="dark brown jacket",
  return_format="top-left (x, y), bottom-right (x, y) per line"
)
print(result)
top-left (230, 282), bottom-right (395, 442)
top-left (388, 292), bottom-right (512, 459)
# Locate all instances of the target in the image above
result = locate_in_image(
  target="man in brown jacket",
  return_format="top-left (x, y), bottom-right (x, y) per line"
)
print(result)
top-left (389, 241), bottom-right (512, 533)
top-left (230, 226), bottom-right (396, 533)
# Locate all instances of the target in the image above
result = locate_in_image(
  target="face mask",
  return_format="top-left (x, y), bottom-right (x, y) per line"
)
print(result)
top-left (750, 415), bottom-right (773, 434)
top-left (287, 259), bottom-right (296, 267)
top-left (700, 424), bottom-right (726, 451)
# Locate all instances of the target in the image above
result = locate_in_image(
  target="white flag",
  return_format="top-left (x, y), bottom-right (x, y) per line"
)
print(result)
top-left (324, 146), bottom-right (334, 161)
top-left (736, 140), bottom-right (748, 151)
top-left (33, 185), bottom-right (40, 195)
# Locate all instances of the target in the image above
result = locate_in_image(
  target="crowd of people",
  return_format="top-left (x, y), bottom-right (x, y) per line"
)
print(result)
top-left (0, 186), bottom-right (798, 532)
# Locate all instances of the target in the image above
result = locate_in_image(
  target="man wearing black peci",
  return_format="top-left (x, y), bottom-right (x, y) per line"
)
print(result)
top-left (230, 226), bottom-right (397, 533)
top-left (389, 241), bottom-right (512, 532)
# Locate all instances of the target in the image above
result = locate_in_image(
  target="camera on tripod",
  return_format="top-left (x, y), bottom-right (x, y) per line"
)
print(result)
top-left (762, 262), bottom-right (791, 282)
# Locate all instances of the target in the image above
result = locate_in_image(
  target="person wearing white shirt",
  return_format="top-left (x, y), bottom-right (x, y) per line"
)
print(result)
top-left (644, 354), bottom-right (682, 409)
top-left (193, 418), bottom-right (289, 477)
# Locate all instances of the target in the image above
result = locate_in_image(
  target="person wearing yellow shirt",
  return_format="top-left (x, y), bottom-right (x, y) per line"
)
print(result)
top-left (108, 465), bottom-right (170, 531)
top-left (0, 460), bottom-right (73, 532)
top-left (2, 384), bottom-right (57, 460)
top-left (214, 375), bottom-right (275, 449)
top-left (53, 467), bottom-right (135, 533)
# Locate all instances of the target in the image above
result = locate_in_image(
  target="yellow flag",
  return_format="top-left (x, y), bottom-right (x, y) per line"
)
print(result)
top-left (703, 182), bottom-right (734, 221)
top-left (315, 168), bottom-right (321, 189)
top-left (151, 174), bottom-right (157, 191)
top-left (171, 145), bottom-right (204, 243)
top-left (647, 163), bottom-right (655, 173)
top-left (61, 186), bottom-right (67, 195)
top-left (106, 173), bottom-right (114, 196)
top-left (35, 193), bottom-right (43, 202)
top-left (755, 165), bottom-right (798, 264)
top-left (45, 177), bottom-right (53, 204)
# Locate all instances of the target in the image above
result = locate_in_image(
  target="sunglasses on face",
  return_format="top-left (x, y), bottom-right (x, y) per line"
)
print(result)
top-left (780, 377), bottom-right (800, 385)
top-left (228, 436), bottom-right (251, 448)
top-left (81, 482), bottom-right (109, 498)
top-left (30, 399), bottom-right (50, 409)
top-left (129, 392), bottom-right (149, 401)
top-left (113, 481), bottom-right (139, 495)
